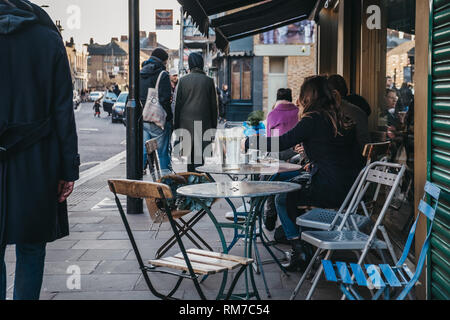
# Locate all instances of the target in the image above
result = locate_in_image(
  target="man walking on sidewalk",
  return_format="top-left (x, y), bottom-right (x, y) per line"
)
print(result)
top-left (174, 53), bottom-right (218, 172)
top-left (0, 0), bottom-right (79, 300)
top-left (140, 48), bottom-right (173, 171)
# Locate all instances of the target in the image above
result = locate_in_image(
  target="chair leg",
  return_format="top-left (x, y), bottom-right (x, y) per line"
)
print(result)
top-left (155, 212), bottom-right (211, 259)
top-left (225, 266), bottom-right (247, 300)
top-left (253, 239), bottom-right (271, 298)
top-left (290, 248), bottom-right (323, 300)
top-left (305, 250), bottom-right (334, 300)
top-left (167, 271), bottom-right (186, 298)
top-left (178, 215), bottom-right (213, 250)
top-left (378, 225), bottom-right (398, 264)
top-left (112, 193), bottom-right (174, 300)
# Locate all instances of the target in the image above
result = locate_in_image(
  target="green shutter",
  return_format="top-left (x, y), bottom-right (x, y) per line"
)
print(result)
top-left (429, 0), bottom-right (450, 300)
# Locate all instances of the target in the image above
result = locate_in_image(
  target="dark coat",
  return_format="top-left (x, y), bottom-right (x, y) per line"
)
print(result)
top-left (248, 113), bottom-right (362, 208)
top-left (0, 2), bottom-right (80, 245)
top-left (174, 69), bottom-right (218, 137)
top-left (139, 57), bottom-right (172, 122)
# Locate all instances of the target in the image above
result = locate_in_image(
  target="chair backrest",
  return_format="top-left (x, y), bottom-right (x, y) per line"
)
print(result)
top-left (145, 138), bottom-right (162, 181)
top-left (108, 179), bottom-right (173, 200)
top-left (144, 172), bottom-right (212, 223)
top-left (363, 142), bottom-right (391, 165)
top-left (336, 161), bottom-right (406, 232)
top-left (394, 181), bottom-right (441, 299)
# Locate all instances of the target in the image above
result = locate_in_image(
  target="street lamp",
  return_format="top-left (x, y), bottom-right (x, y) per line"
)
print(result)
top-left (126, 0), bottom-right (143, 214)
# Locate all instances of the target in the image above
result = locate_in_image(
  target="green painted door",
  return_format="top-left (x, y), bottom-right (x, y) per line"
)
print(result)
top-left (428, 0), bottom-right (450, 300)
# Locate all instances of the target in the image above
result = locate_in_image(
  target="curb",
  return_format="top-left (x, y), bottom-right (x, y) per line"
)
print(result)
top-left (76, 151), bottom-right (126, 188)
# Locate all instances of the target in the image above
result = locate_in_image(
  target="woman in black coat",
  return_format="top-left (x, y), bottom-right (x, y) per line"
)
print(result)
top-left (0, 0), bottom-right (79, 299)
top-left (246, 76), bottom-right (362, 271)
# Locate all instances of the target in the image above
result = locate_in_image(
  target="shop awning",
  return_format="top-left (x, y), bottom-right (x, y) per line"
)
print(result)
top-left (178, 0), bottom-right (324, 53)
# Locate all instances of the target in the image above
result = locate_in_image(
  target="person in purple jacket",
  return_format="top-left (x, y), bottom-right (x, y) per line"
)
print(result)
top-left (263, 88), bottom-right (300, 231)
top-left (267, 88), bottom-right (299, 137)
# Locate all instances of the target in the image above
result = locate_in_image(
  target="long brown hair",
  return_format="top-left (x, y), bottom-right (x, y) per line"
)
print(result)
top-left (299, 75), bottom-right (353, 136)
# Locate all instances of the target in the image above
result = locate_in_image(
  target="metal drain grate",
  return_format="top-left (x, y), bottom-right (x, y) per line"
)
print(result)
top-left (68, 163), bottom-right (125, 208)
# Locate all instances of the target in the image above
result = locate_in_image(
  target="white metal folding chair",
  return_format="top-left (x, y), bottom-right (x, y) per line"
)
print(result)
top-left (296, 142), bottom-right (391, 233)
top-left (290, 161), bottom-right (406, 300)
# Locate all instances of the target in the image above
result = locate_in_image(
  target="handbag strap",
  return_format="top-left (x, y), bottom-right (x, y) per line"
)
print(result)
top-left (155, 70), bottom-right (167, 93)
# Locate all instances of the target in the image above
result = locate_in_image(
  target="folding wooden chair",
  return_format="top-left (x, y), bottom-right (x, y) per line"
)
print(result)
top-left (290, 161), bottom-right (406, 300)
top-left (321, 181), bottom-right (441, 300)
top-left (147, 172), bottom-right (217, 259)
top-left (108, 179), bottom-right (253, 300)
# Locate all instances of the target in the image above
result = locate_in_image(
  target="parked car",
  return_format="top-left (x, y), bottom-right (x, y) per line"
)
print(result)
top-left (112, 92), bottom-right (128, 123)
top-left (89, 91), bottom-right (103, 102)
top-left (103, 91), bottom-right (118, 115)
top-left (73, 90), bottom-right (81, 109)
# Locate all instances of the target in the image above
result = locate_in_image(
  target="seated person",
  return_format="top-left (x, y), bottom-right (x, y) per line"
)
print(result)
top-left (264, 88), bottom-right (302, 231)
top-left (245, 76), bottom-right (363, 271)
top-left (328, 74), bottom-right (370, 157)
top-left (384, 89), bottom-right (404, 161)
top-left (345, 94), bottom-right (372, 117)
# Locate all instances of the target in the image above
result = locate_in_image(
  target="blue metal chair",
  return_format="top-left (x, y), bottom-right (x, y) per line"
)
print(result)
top-left (321, 181), bottom-right (441, 300)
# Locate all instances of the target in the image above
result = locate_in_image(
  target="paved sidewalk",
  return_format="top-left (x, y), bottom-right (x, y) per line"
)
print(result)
top-left (4, 160), bottom-right (342, 300)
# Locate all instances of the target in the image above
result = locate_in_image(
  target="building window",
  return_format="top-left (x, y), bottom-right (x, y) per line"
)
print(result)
top-left (230, 58), bottom-right (252, 101)
top-left (97, 70), bottom-right (103, 81)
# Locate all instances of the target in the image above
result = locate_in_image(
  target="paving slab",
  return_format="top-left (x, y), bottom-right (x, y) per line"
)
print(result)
top-left (41, 274), bottom-right (140, 293)
top-left (65, 232), bottom-right (104, 240)
top-left (43, 261), bottom-right (100, 275)
top-left (46, 240), bottom-right (78, 250)
top-left (78, 249), bottom-right (131, 261)
top-left (44, 249), bottom-right (88, 262)
top-left (93, 260), bottom-right (141, 274)
top-left (52, 290), bottom-right (159, 300)
top-left (98, 231), bottom-right (153, 240)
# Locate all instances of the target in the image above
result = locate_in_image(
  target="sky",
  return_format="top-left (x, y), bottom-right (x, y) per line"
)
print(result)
top-left (34, 0), bottom-right (181, 49)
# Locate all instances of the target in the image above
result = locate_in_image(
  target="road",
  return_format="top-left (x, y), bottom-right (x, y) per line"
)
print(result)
top-left (74, 102), bottom-right (126, 172)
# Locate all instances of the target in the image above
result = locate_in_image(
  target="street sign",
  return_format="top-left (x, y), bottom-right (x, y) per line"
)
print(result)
top-left (155, 9), bottom-right (173, 30)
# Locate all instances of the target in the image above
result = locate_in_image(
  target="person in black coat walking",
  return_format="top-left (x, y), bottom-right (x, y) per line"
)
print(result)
top-left (0, 0), bottom-right (79, 300)
top-left (174, 53), bottom-right (218, 172)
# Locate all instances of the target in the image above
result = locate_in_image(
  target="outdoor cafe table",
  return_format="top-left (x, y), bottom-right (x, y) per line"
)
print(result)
top-left (176, 181), bottom-right (301, 299)
top-left (196, 162), bottom-right (303, 297)
top-left (196, 162), bottom-right (303, 179)
top-left (196, 161), bottom-right (303, 226)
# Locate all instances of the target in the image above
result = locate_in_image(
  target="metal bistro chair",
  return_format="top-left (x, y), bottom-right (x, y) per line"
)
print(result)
top-left (108, 179), bottom-right (253, 300)
top-left (290, 161), bottom-right (406, 300)
top-left (321, 181), bottom-right (441, 300)
top-left (296, 142), bottom-right (391, 234)
top-left (145, 138), bottom-right (171, 180)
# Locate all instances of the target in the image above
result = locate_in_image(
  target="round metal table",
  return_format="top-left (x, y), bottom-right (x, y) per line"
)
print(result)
top-left (177, 181), bottom-right (301, 299)
top-left (196, 162), bottom-right (302, 177)
top-left (177, 181), bottom-right (301, 199)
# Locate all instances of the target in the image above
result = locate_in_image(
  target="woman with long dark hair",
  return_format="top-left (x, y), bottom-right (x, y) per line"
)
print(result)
top-left (246, 75), bottom-right (363, 271)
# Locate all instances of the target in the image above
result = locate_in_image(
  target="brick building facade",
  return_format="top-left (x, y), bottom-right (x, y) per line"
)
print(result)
top-left (261, 44), bottom-right (316, 115)
top-left (65, 38), bottom-right (88, 93)
top-left (386, 40), bottom-right (415, 88)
